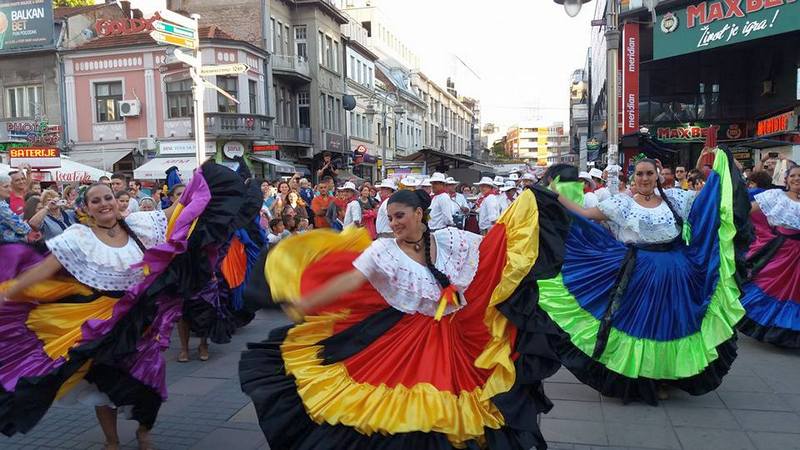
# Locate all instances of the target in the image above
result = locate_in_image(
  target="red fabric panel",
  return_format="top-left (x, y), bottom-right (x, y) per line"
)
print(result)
top-left (220, 237), bottom-right (246, 288)
top-left (750, 212), bottom-right (800, 301)
top-left (342, 225), bottom-right (512, 393)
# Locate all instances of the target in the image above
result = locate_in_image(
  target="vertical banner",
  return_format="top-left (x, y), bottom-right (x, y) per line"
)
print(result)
top-left (537, 127), bottom-right (548, 166)
top-left (617, 43), bottom-right (623, 137)
top-left (622, 22), bottom-right (640, 135)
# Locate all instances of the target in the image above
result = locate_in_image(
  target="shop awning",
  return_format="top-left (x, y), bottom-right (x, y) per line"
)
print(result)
top-left (134, 157), bottom-right (198, 180)
top-left (250, 155), bottom-right (296, 174)
top-left (2, 157), bottom-right (111, 182)
top-left (67, 149), bottom-right (132, 171)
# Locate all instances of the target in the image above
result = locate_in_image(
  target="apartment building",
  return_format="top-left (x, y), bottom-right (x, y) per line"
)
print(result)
top-left (505, 122), bottom-right (569, 166)
top-left (342, 17), bottom-right (378, 179)
top-left (411, 72), bottom-right (474, 157)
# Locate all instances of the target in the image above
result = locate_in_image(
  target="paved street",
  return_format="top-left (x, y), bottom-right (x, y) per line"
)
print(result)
top-left (1, 310), bottom-right (798, 450)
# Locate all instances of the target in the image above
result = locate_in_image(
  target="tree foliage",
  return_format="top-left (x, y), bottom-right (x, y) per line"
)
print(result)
top-left (53, 0), bottom-right (94, 7)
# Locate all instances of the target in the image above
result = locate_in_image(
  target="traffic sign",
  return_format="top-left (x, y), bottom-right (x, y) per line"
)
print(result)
top-left (152, 20), bottom-right (195, 39)
top-left (157, 9), bottom-right (197, 30)
top-left (150, 30), bottom-right (196, 50)
top-left (200, 64), bottom-right (249, 76)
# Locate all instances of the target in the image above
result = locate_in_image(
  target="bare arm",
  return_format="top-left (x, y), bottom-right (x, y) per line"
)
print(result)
top-left (27, 205), bottom-right (50, 229)
top-left (2, 254), bottom-right (63, 301)
top-left (751, 200), bottom-right (760, 214)
top-left (298, 269), bottom-right (367, 313)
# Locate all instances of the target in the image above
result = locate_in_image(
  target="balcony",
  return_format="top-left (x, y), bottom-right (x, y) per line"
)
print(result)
top-left (275, 125), bottom-right (312, 146)
top-left (272, 55), bottom-right (312, 84)
top-left (204, 113), bottom-right (272, 139)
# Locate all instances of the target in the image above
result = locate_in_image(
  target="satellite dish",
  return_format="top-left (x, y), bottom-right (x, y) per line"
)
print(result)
top-left (342, 95), bottom-right (357, 111)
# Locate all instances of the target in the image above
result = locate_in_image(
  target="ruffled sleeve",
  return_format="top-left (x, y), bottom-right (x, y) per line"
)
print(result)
top-left (598, 194), bottom-right (634, 224)
top-left (755, 189), bottom-right (800, 230)
top-left (124, 210), bottom-right (168, 249)
top-left (664, 188), bottom-right (696, 220)
top-left (352, 239), bottom-right (389, 280)
top-left (433, 228), bottom-right (481, 291)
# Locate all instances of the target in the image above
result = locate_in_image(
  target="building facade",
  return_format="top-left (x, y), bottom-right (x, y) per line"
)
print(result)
top-left (411, 72), bottom-right (474, 157)
top-left (61, 17), bottom-right (274, 179)
top-left (342, 18), bottom-right (378, 180)
top-left (504, 122), bottom-right (569, 166)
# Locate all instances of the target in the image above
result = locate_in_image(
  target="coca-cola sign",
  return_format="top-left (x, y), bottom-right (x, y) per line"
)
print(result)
top-left (95, 15), bottom-right (160, 37)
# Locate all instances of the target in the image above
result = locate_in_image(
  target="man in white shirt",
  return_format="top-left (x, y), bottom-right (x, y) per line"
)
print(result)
top-left (474, 177), bottom-right (500, 234)
top-left (427, 172), bottom-right (454, 230)
top-left (497, 181), bottom-right (516, 214)
top-left (339, 182), bottom-right (362, 227)
top-left (375, 179), bottom-right (398, 238)
top-left (446, 177), bottom-right (469, 228)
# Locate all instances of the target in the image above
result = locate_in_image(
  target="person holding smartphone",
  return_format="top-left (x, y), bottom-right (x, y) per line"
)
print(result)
top-left (316, 152), bottom-right (338, 181)
top-left (27, 190), bottom-right (75, 241)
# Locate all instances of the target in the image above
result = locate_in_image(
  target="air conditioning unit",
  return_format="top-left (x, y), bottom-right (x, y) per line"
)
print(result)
top-left (137, 138), bottom-right (157, 153)
top-left (119, 100), bottom-right (141, 117)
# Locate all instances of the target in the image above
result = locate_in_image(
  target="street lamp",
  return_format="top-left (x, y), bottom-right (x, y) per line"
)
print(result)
top-left (364, 92), bottom-right (405, 180)
top-left (554, 0), bottom-right (592, 17)
top-left (553, 0), bottom-right (619, 169)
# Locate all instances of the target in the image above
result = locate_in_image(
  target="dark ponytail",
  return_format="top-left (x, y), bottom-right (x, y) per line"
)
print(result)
top-left (118, 218), bottom-right (147, 253)
top-left (388, 190), bottom-right (452, 291)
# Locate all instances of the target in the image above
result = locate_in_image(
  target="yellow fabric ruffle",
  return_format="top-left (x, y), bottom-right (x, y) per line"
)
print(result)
top-left (278, 190), bottom-right (541, 446)
top-left (27, 297), bottom-right (117, 361)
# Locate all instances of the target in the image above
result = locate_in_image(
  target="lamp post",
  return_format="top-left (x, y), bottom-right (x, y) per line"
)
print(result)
top-left (554, 0), bottom-right (619, 168)
top-left (364, 92), bottom-right (405, 180)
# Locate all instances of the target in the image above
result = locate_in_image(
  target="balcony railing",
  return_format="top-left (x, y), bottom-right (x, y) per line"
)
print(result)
top-left (204, 113), bottom-right (272, 138)
top-left (275, 125), bottom-right (312, 144)
top-left (272, 55), bottom-right (311, 79)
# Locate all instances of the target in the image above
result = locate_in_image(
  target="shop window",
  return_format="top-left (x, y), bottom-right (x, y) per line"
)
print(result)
top-left (166, 79), bottom-right (193, 119)
top-left (94, 81), bottom-right (123, 122)
top-left (5, 84), bottom-right (42, 119)
top-left (217, 76), bottom-right (238, 113)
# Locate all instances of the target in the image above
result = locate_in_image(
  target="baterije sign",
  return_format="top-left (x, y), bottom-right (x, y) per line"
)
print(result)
top-left (9, 146), bottom-right (61, 168)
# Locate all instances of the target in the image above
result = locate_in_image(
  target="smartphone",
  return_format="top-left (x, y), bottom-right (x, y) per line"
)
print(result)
top-left (768, 152), bottom-right (779, 158)
top-left (56, 200), bottom-right (68, 207)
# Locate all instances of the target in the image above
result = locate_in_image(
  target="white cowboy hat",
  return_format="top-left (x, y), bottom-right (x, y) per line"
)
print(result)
top-left (337, 181), bottom-right (357, 191)
top-left (500, 181), bottom-right (517, 192)
top-left (508, 173), bottom-right (520, 181)
top-left (400, 176), bottom-right (421, 187)
top-left (376, 179), bottom-right (398, 190)
top-left (493, 176), bottom-right (505, 187)
top-left (420, 177), bottom-right (432, 187)
top-left (473, 176), bottom-right (495, 186)
top-left (578, 171), bottom-right (592, 182)
top-left (428, 172), bottom-right (448, 183)
top-left (445, 176), bottom-right (460, 185)
top-left (589, 168), bottom-right (604, 179)
top-left (521, 173), bottom-right (536, 181)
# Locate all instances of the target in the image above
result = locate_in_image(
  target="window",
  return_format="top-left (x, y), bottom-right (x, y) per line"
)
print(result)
top-left (368, 67), bottom-right (373, 87)
top-left (276, 22), bottom-right (283, 55)
top-left (325, 36), bottom-right (333, 69)
top-left (94, 81), bottom-right (122, 122)
top-left (333, 41), bottom-right (340, 72)
top-left (166, 79), bottom-right (193, 118)
top-left (216, 76), bottom-right (238, 113)
top-left (318, 31), bottom-right (325, 65)
top-left (349, 56), bottom-right (355, 79)
top-left (326, 95), bottom-right (334, 130)
top-left (284, 24), bottom-right (290, 56)
top-left (270, 18), bottom-right (276, 53)
top-left (334, 98), bottom-right (341, 131)
top-left (349, 111), bottom-right (355, 135)
top-left (295, 26), bottom-right (307, 60)
top-left (5, 84), bottom-right (43, 119)
top-left (298, 90), bottom-right (310, 127)
top-left (248, 80), bottom-right (258, 114)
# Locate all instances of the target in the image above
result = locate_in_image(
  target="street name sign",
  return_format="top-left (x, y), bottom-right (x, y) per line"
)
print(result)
top-left (200, 64), bottom-right (249, 76)
top-left (152, 20), bottom-right (195, 39)
top-left (157, 9), bottom-right (197, 30)
top-left (150, 30), bottom-right (196, 49)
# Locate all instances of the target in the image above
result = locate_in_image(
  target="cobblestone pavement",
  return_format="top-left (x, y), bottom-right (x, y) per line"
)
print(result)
top-left (1, 310), bottom-right (798, 450)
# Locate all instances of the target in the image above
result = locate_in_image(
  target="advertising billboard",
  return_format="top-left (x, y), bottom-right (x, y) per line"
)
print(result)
top-left (0, 0), bottom-right (54, 54)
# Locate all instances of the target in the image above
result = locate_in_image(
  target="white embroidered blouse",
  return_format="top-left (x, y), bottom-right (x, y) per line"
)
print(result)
top-left (46, 211), bottom-right (169, 291)
top-left (597, 189), bottom-right (695, 244)
top-left (353, 227), bottom-right (482, 317)
top-left (755, 189), bottom-right (800, 231)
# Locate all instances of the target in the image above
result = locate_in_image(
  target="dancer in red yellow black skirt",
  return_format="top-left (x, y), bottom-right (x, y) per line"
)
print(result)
top-left (240, 187), bottom-right (572, 449)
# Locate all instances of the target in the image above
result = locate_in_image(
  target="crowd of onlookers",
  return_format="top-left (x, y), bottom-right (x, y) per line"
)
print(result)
top-left (1, 151), bottom-right (795, 247)
top-left (0, 165), bottom-right (183, 245)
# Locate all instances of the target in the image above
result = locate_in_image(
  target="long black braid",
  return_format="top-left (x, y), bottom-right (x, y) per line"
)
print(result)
top-left (637, 158), bottom-right (683, 229)
top-left (388, 189), bottom-right (452, 291)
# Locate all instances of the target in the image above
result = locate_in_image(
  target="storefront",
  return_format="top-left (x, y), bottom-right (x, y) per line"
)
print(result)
top-left (610, 0), bottom-right (800, 167)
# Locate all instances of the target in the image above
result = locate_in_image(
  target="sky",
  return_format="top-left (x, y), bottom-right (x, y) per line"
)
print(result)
top-left (377, 0), bottom-right (597, 133)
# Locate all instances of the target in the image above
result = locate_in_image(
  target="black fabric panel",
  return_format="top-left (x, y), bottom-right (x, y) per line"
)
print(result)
top-left (243, 247), bottom-right (277, 311)
top-left (84, 364), bottom-right (162, 429)
top-left (319, 307), bottom-right (405, 364)
top-left (737, 317), bottom-right (800, 349)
